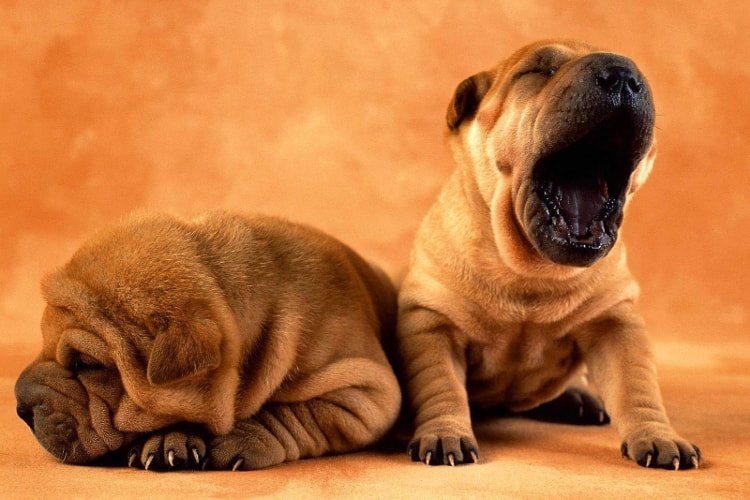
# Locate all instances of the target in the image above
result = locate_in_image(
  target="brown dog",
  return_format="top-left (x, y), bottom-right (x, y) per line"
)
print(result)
top-left (396, 40), bottom-right (701, 470)
top-left (15, 211), bottom-right (401, 470)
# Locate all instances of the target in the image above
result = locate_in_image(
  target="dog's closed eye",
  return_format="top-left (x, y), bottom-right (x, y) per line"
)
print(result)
top-left (512, 67), bottom-right (555, 85)
top-left (513, 48), bottom-right (568, 81)
top-left (71, 352), bottom-right (104, 371)
top-left (515, 65), bottom-right (559, 80)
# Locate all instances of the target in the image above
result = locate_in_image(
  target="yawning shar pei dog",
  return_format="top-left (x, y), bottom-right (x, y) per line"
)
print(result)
top-left (397, 39), bottom-right (701, 470)
top-left (15, 211), bottom-right (401, 470)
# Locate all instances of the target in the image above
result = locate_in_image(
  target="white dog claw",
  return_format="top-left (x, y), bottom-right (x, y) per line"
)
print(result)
top-left (232, 458), bottom-right (244, 471)
top-left (644, 453), bottom-right (652, 468)
top-left (127, 451), bottom-right (137, 468)
top-left (424, 451), bottom-right (432, 465)
top-left (192, 448), bottom-right (201, 465)
top-left (672, 457), bottom-right (680, 471)
top-left (144, 454), bottom-right (155, 470)
top-left (691, 456), bottom-right (700, 469)
top-left (448, 453), bottom-right (455, 466)
top-left (470, 450), bottom-right (479, 464)
top-left (167, 450), bottom-right (175, 467)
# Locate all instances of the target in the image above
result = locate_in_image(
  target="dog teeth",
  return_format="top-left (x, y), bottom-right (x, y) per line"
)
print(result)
top-left (589, 220), bottom-right (605, 238)
top-left (554, 185), bottom-right (564, 203)
top-left (552, 216), bottom-right (567, 233)
top-left (599, 177), bottom-right (610, 199)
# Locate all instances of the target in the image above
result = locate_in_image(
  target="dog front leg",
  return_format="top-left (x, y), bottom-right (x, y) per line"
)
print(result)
top-left (398, 307), bottom-right (478, 466)
top-left (206, 359), bottom-right (401, 470)
top-left (579, 304), bottom-right (701, 470)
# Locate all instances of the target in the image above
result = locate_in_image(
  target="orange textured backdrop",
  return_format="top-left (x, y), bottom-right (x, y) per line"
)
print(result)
top-left (1, 1), bottom-right (747, 498)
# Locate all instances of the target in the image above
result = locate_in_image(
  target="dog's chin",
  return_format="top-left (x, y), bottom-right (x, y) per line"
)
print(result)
top-left (32, 415), bottom-right (108, 465)
top-left (529, 217), bottom-right (620, 267)
top-left (525, 112), bottom-right (647, 268)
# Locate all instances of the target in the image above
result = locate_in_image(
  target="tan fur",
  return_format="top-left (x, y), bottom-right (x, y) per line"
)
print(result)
top-left (397, 40), bottom-right (700, 469)
top-left (15, 211), bottom-right (401, 470)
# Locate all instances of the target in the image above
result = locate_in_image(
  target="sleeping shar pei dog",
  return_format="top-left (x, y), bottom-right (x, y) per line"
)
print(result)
top-left (397, 39), bottom-right (701, 470)
top-left (15, 211), bottom-right (401, 470)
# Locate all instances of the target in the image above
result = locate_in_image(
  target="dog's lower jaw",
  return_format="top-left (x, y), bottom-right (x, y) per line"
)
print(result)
top-left (32, 413), bottom-right (110, 464)
top-left (532, 218), bottom-right (619, 268)
top-left (520, 188), bottom-right (623, 268)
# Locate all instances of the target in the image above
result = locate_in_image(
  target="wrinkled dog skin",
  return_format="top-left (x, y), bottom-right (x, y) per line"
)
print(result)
top-left (15, 211), bottom-right (401, 470)
top-left (397, 40), bottom-right (701, 470)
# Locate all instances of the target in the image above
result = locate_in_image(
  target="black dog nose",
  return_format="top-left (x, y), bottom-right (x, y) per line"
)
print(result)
top-left (17, 405), bottom-right (35, 430)
top-left (596, 65), bottom-right (643, 97)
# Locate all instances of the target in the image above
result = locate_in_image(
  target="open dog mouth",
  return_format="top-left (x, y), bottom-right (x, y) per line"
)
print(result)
top-left (530, 112), bottom-right (646, 266)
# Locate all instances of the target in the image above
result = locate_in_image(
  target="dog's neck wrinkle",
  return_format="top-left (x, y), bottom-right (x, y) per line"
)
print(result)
top-left (457, 159), bottom-right (491, 213)
top-left (436, 153), bottom-right (579, 285)
top-left (450, 126), bottom-right (564, 281)
top-left (457, 245), bottom-right (635, 326)
top-left (431, 170), bottom-right (579, 295)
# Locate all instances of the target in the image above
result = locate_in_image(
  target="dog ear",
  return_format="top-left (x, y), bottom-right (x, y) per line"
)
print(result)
top-left (446, 70), bottom-right (494, 131)
top-left (146, 305), bottom-right (222, 386)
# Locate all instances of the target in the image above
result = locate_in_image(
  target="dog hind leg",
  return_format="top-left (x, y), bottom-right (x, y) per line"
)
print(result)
top-left (206, 360), bottom-right (401, 470)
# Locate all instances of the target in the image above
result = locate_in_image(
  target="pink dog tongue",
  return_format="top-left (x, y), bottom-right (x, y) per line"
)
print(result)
top-left (557, 177), bottom-right (608, 236)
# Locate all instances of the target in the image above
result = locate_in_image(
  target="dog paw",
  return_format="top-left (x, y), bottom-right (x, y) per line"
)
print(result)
top-left (407, 424), bottom-right (479, 466)
top-left (205, 423), bottom-right (287, 471)
top-left (621, 427), bottom-right (701, 470)
top-left (524, 386), bottom-right (610, 426)
top-left (127, 425), bottom-right (207, 471)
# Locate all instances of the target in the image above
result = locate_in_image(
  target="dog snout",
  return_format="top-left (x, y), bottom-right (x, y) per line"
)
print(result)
top-left (595, 64), bottom-right (644, 99)
top-left (17, 404), bottom-right (35, 430)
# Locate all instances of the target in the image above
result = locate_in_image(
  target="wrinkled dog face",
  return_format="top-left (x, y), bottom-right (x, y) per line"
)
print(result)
top-left (14, 215), bottom-right (240, 464)
top-left (448, 40), bottom-right (656, 267)
top-left (15, 302), bottom-right (132, 464)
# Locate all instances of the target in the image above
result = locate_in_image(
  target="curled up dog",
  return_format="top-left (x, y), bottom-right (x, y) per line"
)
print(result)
top-left (15, 211), bottom-right (401, 470)
top-left (396, 39), bottom-right (701, 470)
